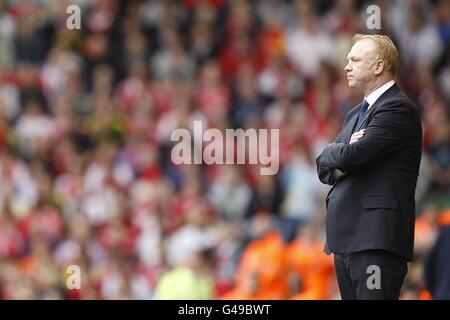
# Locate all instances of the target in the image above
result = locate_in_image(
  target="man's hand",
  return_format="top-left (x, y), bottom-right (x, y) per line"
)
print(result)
top-left (332, 168), bottom-right (346, 181)
top-left (349, 129), bottom-right (365, 144)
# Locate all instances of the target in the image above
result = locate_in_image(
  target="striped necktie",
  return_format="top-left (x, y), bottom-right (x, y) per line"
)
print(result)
top-left (355, 100), bottom-right (369, 130)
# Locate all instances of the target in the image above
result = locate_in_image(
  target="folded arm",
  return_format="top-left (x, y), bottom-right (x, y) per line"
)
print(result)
top-left (318, 102), bottom-right (415, 175)
top-left (316, 109), bottom-right (356, 185)
top-left (316, 133), bottom-right (346, 185)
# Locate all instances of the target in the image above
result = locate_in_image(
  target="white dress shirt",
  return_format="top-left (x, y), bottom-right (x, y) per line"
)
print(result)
top-left (365, 80), bottom-right (395, 110)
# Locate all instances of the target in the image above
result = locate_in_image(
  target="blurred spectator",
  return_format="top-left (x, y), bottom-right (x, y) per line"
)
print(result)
top-left (285, 0), bottom-right (335, 79)
top-left (424, 226), bottom-right (450, 299)
top-left (0, 0), bottom-right (16, 69)
top-left (425, 106), bottom-right (450, 191)
top-left (393, 0), bottom-right (443, 68)
top-left (222, 213), bottom-right (288, 299)
top-left (218, 31), bottom-right (264, 83)
top-left (256, 0), bottom-right (293, 31)
top-left (195, 59), bottom-right (230, 122)
top-left (279, 143), bottom-right (327, 241)
top-left (154, 248), bottom-right (215, 299)
top-left (151, 29), bottom-right (195, 80)
top-left (231, 64), bottom-right (264, 129)
top-left (207, 165), bottom-right (252, 221)
top-left (14, 98), bottom-right (56, 160)
top-left (245, 172), bottom-right (283, 219)
top-left (286, 221), bottom-right (335, 300)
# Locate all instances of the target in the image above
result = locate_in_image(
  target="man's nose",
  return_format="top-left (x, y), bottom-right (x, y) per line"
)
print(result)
top-left (345, 63), bottom-right (351, 72)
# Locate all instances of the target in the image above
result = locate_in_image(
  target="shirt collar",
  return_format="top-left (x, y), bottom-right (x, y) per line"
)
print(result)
top-left (365, 80), bottom-right (395, 110)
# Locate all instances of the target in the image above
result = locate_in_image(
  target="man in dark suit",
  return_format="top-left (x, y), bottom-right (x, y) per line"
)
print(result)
top-left (316, 34), bottom-right (422, 300)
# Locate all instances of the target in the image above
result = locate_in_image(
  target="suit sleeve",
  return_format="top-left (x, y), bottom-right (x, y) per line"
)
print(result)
top-left (316, 108), bottom-right (355, 185)
top-left (316, 135), bottom-right (341, 185)
top-left (317, 100), bottom-right (417, 173)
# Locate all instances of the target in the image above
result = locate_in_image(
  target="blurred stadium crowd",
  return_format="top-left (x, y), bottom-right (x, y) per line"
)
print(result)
top-left (0, 0), bottom-right (449, 300)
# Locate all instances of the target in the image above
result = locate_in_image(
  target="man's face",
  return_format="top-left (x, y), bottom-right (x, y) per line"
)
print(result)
top-left (345, 39), bottom-right (378, 91)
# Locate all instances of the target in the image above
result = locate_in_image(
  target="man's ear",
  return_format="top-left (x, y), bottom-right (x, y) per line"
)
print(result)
top-left (374, 60), bottom-right (385, 75)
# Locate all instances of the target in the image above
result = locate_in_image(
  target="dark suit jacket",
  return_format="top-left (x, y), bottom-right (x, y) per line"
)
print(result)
top-left (316, 83), bottom-right (422, 261)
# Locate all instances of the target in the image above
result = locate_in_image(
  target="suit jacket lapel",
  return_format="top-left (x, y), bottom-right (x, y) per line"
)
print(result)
top-left (354, 83), bottom-right (400, 132)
